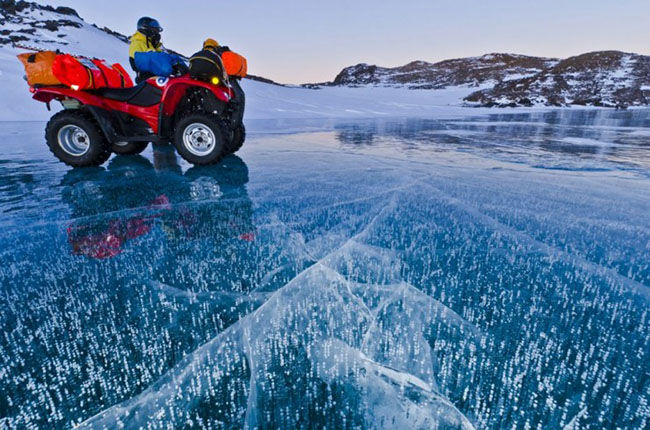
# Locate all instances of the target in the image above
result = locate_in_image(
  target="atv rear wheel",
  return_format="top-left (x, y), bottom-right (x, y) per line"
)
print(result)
top-left (45, 110), bottom-right (111, 167)
top-left (173, 113), bottom-right (227, 165)
top-left (227, 124), bottom-right (246, 154)
top-left (111, 141), bottom-right (148, 155)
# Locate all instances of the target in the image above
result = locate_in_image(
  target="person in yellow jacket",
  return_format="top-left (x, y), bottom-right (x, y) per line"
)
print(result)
top-left (129, 17), bottom-right (163, 83)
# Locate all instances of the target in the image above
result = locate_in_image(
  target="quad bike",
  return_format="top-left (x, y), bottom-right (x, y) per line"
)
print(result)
top-left (30, 72), bottom-right (246, 167)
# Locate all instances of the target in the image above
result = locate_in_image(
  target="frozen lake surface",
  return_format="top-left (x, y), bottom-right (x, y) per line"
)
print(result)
top-left (1, 109), bottom-right (649, 429)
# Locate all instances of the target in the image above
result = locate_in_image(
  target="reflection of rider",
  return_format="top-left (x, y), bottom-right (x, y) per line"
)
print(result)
top-left (61, 153), bottom-right (254, 259)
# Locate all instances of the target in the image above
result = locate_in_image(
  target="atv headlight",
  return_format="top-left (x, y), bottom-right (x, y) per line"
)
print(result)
top-left (211, 76), bottom-right (220, 85)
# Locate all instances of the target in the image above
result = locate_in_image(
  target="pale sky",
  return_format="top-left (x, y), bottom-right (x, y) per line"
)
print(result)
top-left (40, 0), bottom-right (650, 84)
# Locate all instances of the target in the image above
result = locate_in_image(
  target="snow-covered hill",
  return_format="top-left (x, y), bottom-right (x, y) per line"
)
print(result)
top-left (0, 1), bottom-right (131, 120)
top-left (0, 0), bottom-right (481, 122)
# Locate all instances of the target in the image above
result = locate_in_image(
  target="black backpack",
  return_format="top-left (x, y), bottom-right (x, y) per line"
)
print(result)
top-left (188, 49), bottom-right (226, 82)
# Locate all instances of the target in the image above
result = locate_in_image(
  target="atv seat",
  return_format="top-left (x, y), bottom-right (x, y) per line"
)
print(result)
top-left (90, 82), bottom-right (162, 107)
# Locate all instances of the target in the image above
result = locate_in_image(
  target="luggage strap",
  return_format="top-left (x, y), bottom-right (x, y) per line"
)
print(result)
top-left (190, 56), bottom-right (221, 68)
top-left (95, 63), bottom-right (109, 89)
top-left (86, 68), bottom-right (95, 90)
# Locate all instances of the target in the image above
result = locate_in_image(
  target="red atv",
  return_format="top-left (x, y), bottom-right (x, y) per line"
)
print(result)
top-left (31, 74), bottom-right (246, 166)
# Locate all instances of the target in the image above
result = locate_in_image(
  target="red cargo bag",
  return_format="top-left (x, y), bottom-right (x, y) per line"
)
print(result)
top-left (52, 54), bottom-right (133, 90)
top-left (92, 59), bottom-right (133, 88)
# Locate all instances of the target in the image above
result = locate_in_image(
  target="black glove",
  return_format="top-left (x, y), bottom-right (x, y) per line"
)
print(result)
top-left (172, 62), bottom-right (189, 76)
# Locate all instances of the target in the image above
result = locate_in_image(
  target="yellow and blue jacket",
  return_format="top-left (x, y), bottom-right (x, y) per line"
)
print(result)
top-left (129, 31), bottom-right (162, 59)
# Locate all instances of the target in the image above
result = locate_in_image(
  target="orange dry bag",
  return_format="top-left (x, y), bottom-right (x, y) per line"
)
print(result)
top-left (221, 51), bottom-right (247, 78)
top-left (17, 51), bottom-right (62, 86)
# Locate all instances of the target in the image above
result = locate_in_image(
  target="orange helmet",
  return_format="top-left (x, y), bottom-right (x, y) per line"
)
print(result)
top-left (203, 38), bottom-right (219, 50)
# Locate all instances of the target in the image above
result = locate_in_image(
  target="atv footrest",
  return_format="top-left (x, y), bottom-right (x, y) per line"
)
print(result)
top-left (115, 135), bottom-right (165, 143)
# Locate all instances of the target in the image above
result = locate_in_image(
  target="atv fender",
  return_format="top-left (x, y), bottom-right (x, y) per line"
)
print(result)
top-left (157, 77), bottom-right (232, 138)
top-left (160, 78), bottom-right (231, 117)
top-left (32, 89), bottom-right (118, 143)
top-left (85, 106), bottom-right (120, 143)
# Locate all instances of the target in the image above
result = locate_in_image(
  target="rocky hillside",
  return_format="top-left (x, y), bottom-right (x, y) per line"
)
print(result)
top-left (465, 51), bottom-right (650, 107)
top-left (311, 51), bottom-right (650, 108)
top-left (0, 1), bottom-right (85, 46)
top-left (0, 0), bottom-right (131, 63)
top-left (311, 54), bottom-right (558, 90)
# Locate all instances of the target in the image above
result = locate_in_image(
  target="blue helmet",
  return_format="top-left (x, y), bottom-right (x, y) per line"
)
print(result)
top-left (137, 17), bottom-right (163, 37)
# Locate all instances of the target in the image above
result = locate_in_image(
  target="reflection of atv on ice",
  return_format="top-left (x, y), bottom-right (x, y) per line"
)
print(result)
top-left (63, 153), bottom-right (255, 259)
top-left (21, 50), bottom-right (246, 167)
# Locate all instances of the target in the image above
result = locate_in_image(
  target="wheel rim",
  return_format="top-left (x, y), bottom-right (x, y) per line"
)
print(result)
top-left (183, 123), bottom-right (217, 156)
top-left (58, 125), bottom-right (90, 156)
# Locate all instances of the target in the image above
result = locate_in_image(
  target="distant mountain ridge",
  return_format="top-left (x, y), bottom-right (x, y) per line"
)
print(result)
top-left (309, 52), bottom-right (650, 108)
top-left (466, 51), bottom-right (650, 108)
top-left (322, 54), bottom-right (559, 90)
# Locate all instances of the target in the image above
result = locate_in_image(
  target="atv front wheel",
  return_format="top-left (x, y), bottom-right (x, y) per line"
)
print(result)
top-left (227, 124), bottom-right (246, 154)
top-left (111, 141), bottom-right (148, 155)
top-left (45, 110), bottom-right (111, 167)
top-left (173, 113), bottom-right (227, 165)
